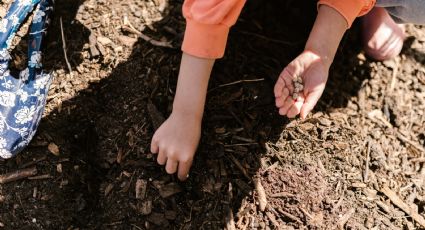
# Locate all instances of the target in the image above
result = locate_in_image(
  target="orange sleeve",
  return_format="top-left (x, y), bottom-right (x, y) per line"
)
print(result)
top-left (318, 0), bottom-right (376, 28)
top-left (182, 0), bottom-right (246, 59)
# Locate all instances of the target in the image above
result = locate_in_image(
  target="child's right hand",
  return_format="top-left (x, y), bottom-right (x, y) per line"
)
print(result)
top-left (274, 50), bottom-right (330, 119)
top-left (150, 111), bottom-right (202, 181)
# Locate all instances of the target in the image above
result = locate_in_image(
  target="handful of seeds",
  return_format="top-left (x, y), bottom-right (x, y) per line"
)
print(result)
top-left (292, 76), bottom-right (304, 100)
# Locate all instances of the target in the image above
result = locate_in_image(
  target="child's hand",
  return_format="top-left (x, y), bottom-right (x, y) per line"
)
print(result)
top-left (151, 111), bottom-right (201, 181)
top-left (274, 51), bottom-right (330, 119)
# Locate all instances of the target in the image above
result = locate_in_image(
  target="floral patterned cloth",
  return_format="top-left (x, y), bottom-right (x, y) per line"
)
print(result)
top-left (0, 0), bottom-right (53, 158)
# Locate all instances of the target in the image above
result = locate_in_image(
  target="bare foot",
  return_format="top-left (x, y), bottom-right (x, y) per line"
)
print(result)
top-left (151, 112), bottom-right (201, 181)
top-left (362, 7), bottom-right (406, 61)
top-left (274, 51), bottom-right (330, 119)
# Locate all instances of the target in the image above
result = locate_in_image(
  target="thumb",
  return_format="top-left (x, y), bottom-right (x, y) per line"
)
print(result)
top-left (300, 88), bottom-right (324, 119)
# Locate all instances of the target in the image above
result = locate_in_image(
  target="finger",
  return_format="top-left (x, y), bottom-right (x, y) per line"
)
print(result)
top-left (150, 136), bottom-right (159, 154)
top-left (165, 158), bottom-right (178, 174)
top-left (177, 160), bottom-right (193, 181)
top-left (300, 89), bottom-right (323, 119)
top-left (274, 77), bottom-right (285, 98)
top-left (278, 96), bottom-right (295, 116)
top-left (287, 96), bottom-right (305, 118)
top-left (157, 147), bottom-right (167, 165)
top-left (275, 88), bottom-right (290, 108)
top-left (279, 69), bottom-right (295, 94)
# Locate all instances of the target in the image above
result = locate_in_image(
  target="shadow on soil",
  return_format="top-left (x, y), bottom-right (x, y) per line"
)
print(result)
top-left (0, 0), bottom-right (379, 228)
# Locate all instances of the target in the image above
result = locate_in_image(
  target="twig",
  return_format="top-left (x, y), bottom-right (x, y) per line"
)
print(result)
top-left (364, 140), bottom-right (371, 182)
top-left (228, 153), bottom-right (250, 180)
top-left (236, 30), bottom-right (304, 46)
top-left (59, 17), bottom-right (73, 75)
top-left (276, 207), bottom-right (302, 224)
top-left (380, 185), bottom-right (425, 227)
top-left (265, 211), bottom-right (280, 227)
top-left (0, 167), bottom-right (37, 184)
top-left (254, 178), bottom-right (267, 212)
top-left (225, 182), bottom-right (236, 230)
top-left (411, 157), bottom-right (425, 162)
top-left (209, 78), bottom-right (265, 92)
top-left (338, 208), bottom-right (355, 230)
top-left (397, 132), bottom-right (425, 153)
top-left (269, 191), bottom-right (295, 198)
top-left (121, 25), bottom-right (173, 48)
top-left (28, 174), bottom-right (53, 180)
top-left (224, 143), bottom-right (258, 147)
top-left (389, 58), bottom-right (399, 91)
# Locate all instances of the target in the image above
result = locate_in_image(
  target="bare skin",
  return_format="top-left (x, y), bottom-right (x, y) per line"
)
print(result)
top-left (151, 5), bottom-right (401, 180)
top-left (274, 5), bottom-right (346, 119)
top-left (151, 53), bottom-right (214, 181)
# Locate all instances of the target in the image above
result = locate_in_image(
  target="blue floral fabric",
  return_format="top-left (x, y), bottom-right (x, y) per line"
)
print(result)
top-left (0, 0), bottom-right (53, 159)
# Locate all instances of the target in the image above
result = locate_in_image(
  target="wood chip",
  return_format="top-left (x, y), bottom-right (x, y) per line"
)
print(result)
top-left (89, 33), bottom-right (99, 57)
top-left (48, 143), bottom-right (60, 156)
top-left (135, 179), bottom-right (147, 199)
top-left (380, 185), bottom-right (425, 227)
top-left (269, 191), bottom-right (295, 198)
top-left (97, 36), bottom-right (113, 45)
top-left (104, 183), bottom-right (114, 196)
top-left (118, 35), bottom-right (137, 47)
top-left (158, 182), bottom-right (182, 198)
top-left (147, 102), bottom-right (165, 131)
top-left (276, 207), bottom-right (302, 224)
top-left (139, 200), bottom-right (152, 215)
top-left (0, 167), bottom-right (37, 184)
top-left (338, 208), bottom-right (355, 229)
top-left (254, 178), bottom-right (267, 212)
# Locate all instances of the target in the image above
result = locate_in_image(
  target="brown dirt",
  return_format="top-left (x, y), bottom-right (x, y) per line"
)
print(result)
top-left (1, 0), bottom-right (424, 229)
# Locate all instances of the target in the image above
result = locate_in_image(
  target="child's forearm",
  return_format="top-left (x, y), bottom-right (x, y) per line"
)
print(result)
top-left (305, 5), bottom-right (347, 66)
top-left (172, 53), bottom-right (215, 119)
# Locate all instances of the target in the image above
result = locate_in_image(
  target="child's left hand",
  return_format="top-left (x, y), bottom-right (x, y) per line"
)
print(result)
top-left (274, 50), bottom-right (330, 119)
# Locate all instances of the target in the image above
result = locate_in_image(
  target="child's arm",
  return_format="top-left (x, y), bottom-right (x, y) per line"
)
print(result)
top-left (274, 3), bottom-right (371, 118)
top-left (151, 0), bottom-right (246, 181)
top-left (151, 53), bottom-right (214, 181)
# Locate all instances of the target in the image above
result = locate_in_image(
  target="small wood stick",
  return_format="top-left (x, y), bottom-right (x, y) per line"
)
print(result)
top-left (364, 140), bottom-right (371, 182)
top-left (338, 208), bottom-right (355, 229)
top-left (0, 167), bottom-right (37, 184)
top-left (381, 185), bottom-right (425, 227)
top-left (59, 17), bottom-right (73, 75)
top-left (254, 178), bottom-right (267, 212)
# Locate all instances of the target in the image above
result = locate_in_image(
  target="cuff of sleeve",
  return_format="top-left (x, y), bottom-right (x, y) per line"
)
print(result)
top-left (318, 0), bottom-right (365, 28)
top-left (182, 19), bottom-right (230, 59)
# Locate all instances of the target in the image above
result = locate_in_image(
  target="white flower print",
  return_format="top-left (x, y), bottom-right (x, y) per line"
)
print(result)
top-left (29, 51), bottom-right (42, 67)
top-left (16, 89), bottom-right (29, 102)
top-left (0, 91), bottom-right (16, 107)
top-left (15, 106), bottom-right (36, 124)
top-left (0, 19), bottom-right (8, 33)
top-left (0, 50), bottom-right (10, 60)
top-left (18, 127), bottom-right (29, 137)
top-left (1, 80), bottom-right (13, 89)
top-left (0, 63), bottom-right (7, 74)
top-left (0, 148), bottom-right (12, 159)
top-left (0, 137), bottom-right (6, 148)
top-left (20, 68), bottom-right (29, 81)
top-left (0, 121), bottom-right (4, 133)
top-left (34, 75), bottom-right (48, 89)
top-left (33, 11), bottom-right (45, 24)
top-left (19, 0), bottom-right (33, 6)
top-left (10, 15), bottom-right (19, 27)
top-left (0, 70), bottom-right (10, 80)
top-left (5, 35), bottom-right (13, 48)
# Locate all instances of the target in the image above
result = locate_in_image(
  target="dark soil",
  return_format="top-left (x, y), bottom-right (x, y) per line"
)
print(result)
top-left (1, 0), bottom-right (424, 229)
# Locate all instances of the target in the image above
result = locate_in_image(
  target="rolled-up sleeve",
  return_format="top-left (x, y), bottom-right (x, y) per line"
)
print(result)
top-left (318, 0), bottom-right (376, 28)
top-left (182, 0), bottom-right (246, 59)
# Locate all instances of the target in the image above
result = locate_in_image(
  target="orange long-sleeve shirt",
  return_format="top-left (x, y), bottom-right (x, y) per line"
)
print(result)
top-left (182, 0), bottom-right (376, 59)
